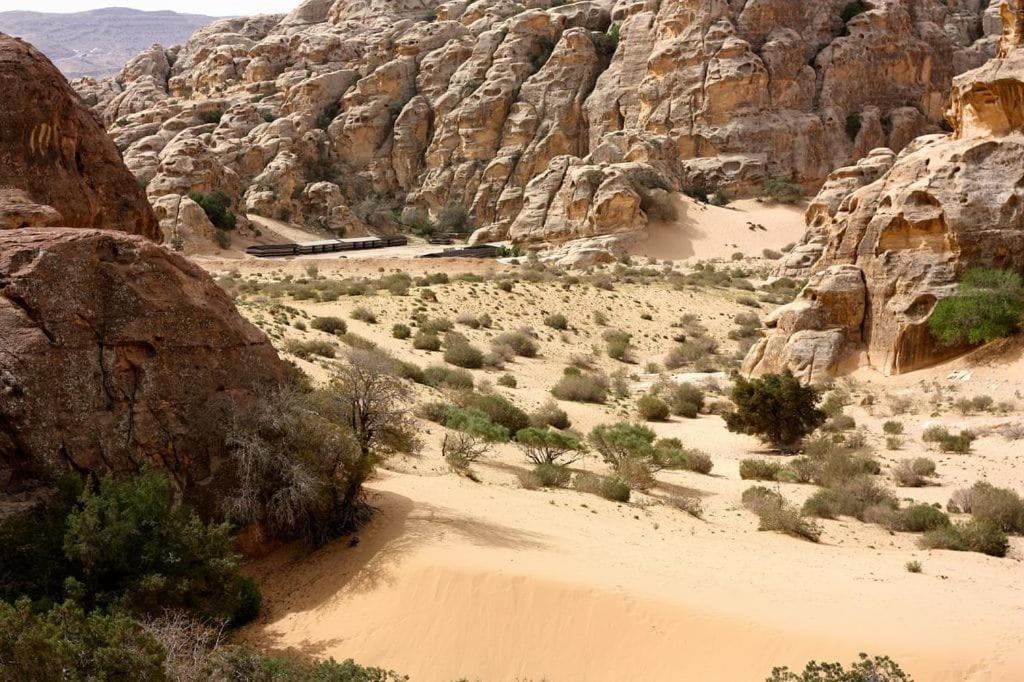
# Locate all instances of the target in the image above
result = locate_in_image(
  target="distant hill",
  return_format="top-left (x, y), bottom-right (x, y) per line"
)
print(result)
top-left (0, 7), bottom-right (220, 79)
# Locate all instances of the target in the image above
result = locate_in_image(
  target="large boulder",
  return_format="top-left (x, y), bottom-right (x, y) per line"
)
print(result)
top-left (0, 229), bottom-right (286, 495)
top-left (746, 0), bottom-right (1024, 381)
top-left (0, 34), bottom-right (159, 239)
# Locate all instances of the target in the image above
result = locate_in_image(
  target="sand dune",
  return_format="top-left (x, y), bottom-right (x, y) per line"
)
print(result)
top-left (247, 470), bottom-right (1024, 681)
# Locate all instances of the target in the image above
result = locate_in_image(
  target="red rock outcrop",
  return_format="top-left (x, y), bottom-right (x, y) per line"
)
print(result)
top-left (0, 34), bottom-right (159, 239)
top-left (0, 229), bottom-right (286, 492)
top-left (745, 0), bottom-right (1024, 381)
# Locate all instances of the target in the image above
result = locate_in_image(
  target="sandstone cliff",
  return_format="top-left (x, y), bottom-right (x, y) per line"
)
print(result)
top-left (74, 0), bottom-right (1001, 248)
top-left (745, 0), bottom-right (1024, 381)
top-left (0, 36), bottom-right (285, 503)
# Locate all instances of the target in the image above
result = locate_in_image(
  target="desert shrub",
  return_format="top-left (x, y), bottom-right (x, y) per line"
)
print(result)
top-left (664, 341), bottom-right (714, 369)
top-left (412, 331), bottom-right (442, 351)
top-left (653, 439), bottom-right (713, 474)
top-left (954, 481), bottom-right (1024, 533)
top-left (760, 175), bottom-right (803, 204)
top-left (283, 338), bottom-right (337, 359)
top-left (444, 407), bottom-right (510, 442)
top-left (529, 399), bottom-right (571, 429)
top-left (637, 394), bottom-right (670, 421)
top-left (422, 364), bottom-right (474, 390)
top-left (419, 316), bottom-right (454, 334)
top-left (767, 653), bottom-right (911, 682)
top-left (205, 648), bottom-right (407, 681)
top-left (824, 414), bottom-right (856, 432)
top-left (938, 430), bottom-right (976, 453)
top-left (885, 435), bottom-right (904, 450)
top-left (742, 486), bottom-right (820, 543)
top-left (214, 229), bottom-right (232, 249)
top-left (603, 329), bottom-right (633, 361)
top-left (493, 329), bottom-right (539, 358)
top-left (188, 190), bottom-right (236, 230)
top-left (615, 457), bottom-right (656, 491)
top-left (0, 599), bottom-right (166, 680)
top-left (515, 427), bottom-right (586, 465)
top-left (882, 420), bottom-right (904, 435)
top-left (226, 355), bottom-right (419, 544)
top-left (588, 422), bottom-right (656, 469)
top-left (762, 249), bottom-right (783, 260)
top-left (544, 313), bottom-right (568, 330)
top-left (456, 392), bottom-right (529, 434)
top-left (443, 336), bottom-right (484, 369)
top-left (350, 306), bottom-right (377, 323)
top-left (929, 268), bottom-right (1024, 346)
top-left (891, 504), bottom-right (950, 533)
top-left (893, 458), bottom-right (935, 487)
top-left (921, 519), bottom-right (1009, 557)
top-left (497, 373), bottom-right (517, 388)
top-left (523, 462), bottom-right (571, 488)
top-left (802, 476), bottom-right (895, 521)
top-left (574, 472), bottom-right (631, 502)
top-left (311, 316), bottom-right (347, 335)
top-left (921, 424), bottom-right (948, 443)
top-left (663, 382), bottom-right (705, 418)
top-left (905, 560), bottom-right (922, 573)
top-left (670, 494), bottom-right (704, 518)
top-left (739, 459), bottom-right (784, 481)
top-left (436, 203), bottom-right (472, 233)
top-left (723, 371), bottom-right (825, 450)
top-left (443, 433), bottom-right (490, 477)
top-left (551, 371), bottom-right (608, 403)
top-left (392, 323), bottom-right (411, 339)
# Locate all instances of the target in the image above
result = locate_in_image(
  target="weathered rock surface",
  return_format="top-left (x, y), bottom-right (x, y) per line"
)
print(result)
top-left (75, 0), bottom-right (1001, 248)
top-left (0, 229), bottom-right (286, 493)
top-left (746, 0), bottom-right (1024, 381)
top-left (0, 34), bottom-right (160, 239)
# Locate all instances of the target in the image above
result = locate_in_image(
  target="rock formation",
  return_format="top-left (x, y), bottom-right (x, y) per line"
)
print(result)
top-left (745, 0), bottom-right (1024, 381)
top-left (0, 34), bottom-right (160, 239)
top-left (0, 36), bottom-right (286, 505)
top-left (74, 0), bottom-right (1002, 249)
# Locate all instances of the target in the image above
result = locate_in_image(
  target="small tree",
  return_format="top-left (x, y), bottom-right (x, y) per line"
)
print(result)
top-left (587, 422), bottom-right (656, 468)
top-left (188, 190), bottom-right (236, 230)
top-left (515, 427), bottom-right (586, 465)
top-left (928, 268), bottom-right (1024, 346)
top-left (723, 371), bottom-right (825, 450)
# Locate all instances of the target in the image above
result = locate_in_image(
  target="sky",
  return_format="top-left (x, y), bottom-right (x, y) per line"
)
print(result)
top-left (0, 0), bottom-right (298, 14)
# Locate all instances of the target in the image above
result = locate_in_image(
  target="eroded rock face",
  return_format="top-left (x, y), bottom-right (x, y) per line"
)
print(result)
top-left (746, 0), bottom-right (1024, 381)
top-left (0, 34), bottom-right (159, 239)
top-left (0, 229), bottom-right (286, 493)
top-left (74, 0), bottom-right (999, 247)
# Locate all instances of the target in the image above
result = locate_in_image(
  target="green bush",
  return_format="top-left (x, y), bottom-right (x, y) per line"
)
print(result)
top-left (739, 459), bottom-right (783, 481)
top-left (412, 331), bottom-right (442, 351)
top-left (494, 329), bottom-right (539, 358)
top-left (312, 316), bottom-right (347, 335)
top-left (457, 392), bottom-right (529, 434)
top-left (443, 336), bottom-right (484, 369)
top-left (603, 329), bottom-right (633, 361)
top-left (351, 306), bottom-right (377, 323)
top-left (759, 176), bottom-right (803, 204)
top-left (882, 420), bottom-right (904, 435)
top-left (921, 519), bottom-right (1009, 557)
top-left (444, 407), bottom-right (510, 442)
top-left (0, 599), bottom-right (166, 680)
top-left (767, 653), bottom-right (911, 682)
top-left (929, 268), bottom-right (1024, 346)
top-left (573, 472), bottom-right (630, 503)
top-left (497, 373), bottom-right (517, 388)
top-left (723, 371), bottom-right (825, 450)
top-left (284, 338), bottom-right (337, 359)
top-left (893, 504), bottom-right (951, 533)
top-left (664, 382), bottom-right (705, 418)
top-left (802, 476), bottom-right (895, 521)
top-left (422, 365), bottom-right (474, 389)
top-left (588, 422), bottom-right (656, 468)
top-left (653, 439), bottom-right (713, 474)
top-left (637, 395), bottom-right (670, 421)
top-left (206, 648), bottom-right (408, 681)
top-left (392, 323), bottom-right (411, 339)
top-left (188, 190), bottom-right (236, 230)
top-left (954, 481), bottom-right (1024, 533)
top-left (515, 427), bottom-right (586, 465)
top-left (526, 462), bottom-right (571, 488)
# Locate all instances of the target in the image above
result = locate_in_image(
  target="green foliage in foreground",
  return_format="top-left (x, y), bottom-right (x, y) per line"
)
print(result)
top-left (929, 268), bottom-right (1024, 346)
top-left (767, 653), bottom-right (912, 681)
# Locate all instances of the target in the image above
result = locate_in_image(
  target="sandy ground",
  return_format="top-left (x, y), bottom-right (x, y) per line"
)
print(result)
top-left (209, 201), bottom-right (1024, 681)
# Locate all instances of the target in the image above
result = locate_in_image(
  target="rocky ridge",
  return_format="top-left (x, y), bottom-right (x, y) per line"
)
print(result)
top-left (744, 0), bottom-right (1024, 381)
top-left (75, 0), bottom-right (1002, 250)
